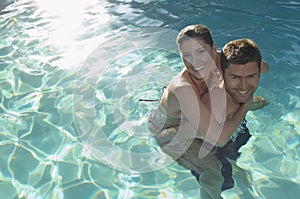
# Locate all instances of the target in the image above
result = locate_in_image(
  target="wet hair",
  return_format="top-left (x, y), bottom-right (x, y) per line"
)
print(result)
top-left (220, 38), bottom-right (261, 74)
top-left (176, 24), bottom-right (214, 47)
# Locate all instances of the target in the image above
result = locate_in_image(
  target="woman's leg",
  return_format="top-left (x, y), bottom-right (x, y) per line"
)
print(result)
top-left (154, 129), bottom-right (224, 199)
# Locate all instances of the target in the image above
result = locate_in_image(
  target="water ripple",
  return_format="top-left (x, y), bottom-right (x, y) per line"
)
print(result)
top-left (0, 0), bottom-right (299, 198)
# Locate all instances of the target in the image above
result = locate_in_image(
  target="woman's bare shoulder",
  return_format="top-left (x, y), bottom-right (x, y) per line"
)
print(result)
top-left (168, 70), bottom-right (191, 91)
top-left (160, 71), bottom-right (192, 114)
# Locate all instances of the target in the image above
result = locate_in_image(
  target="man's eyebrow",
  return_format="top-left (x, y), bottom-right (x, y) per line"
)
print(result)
top-left (248, 72), bottom-right (259, 76)
top-left (228, 72), bottom-right (258, 77)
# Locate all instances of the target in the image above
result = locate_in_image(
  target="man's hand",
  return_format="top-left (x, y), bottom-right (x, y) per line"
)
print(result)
top-left (248, 96), bottom-right (270, 111)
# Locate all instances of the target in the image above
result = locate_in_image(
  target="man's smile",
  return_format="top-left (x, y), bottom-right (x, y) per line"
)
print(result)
top-left (237, 89), bottom-right (250, 95)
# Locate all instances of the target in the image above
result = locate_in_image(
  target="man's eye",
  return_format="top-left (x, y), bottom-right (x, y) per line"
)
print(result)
top-left (248, 75), bottom-right (256, 79)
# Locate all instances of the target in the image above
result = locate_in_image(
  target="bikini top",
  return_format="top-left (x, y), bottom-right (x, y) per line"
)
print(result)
top-left (188, 72), bottom-right (207, 97)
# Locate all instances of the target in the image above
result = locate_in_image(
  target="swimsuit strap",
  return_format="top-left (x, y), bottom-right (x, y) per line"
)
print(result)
top-left (188, 72), bottom-right (203, 96)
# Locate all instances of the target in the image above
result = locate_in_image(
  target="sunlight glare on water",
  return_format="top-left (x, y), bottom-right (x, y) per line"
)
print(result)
top-left (34, 0), bottom-right (112, 70)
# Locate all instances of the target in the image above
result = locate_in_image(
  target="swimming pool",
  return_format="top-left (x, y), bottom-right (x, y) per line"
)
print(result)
top-left (0, 0), bottom-right (299, 198)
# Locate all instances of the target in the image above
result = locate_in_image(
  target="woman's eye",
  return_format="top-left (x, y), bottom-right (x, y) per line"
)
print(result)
top-left (196, 49), bottom-right (205, 54)
top-left (182, 55), bottom-right (191, 60)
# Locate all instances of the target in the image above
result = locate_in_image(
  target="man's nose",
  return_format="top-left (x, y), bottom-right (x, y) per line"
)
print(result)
top-left (239, 79), bottom-right (249, 90)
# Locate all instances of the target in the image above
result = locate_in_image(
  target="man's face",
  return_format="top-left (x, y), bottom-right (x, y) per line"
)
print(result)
top-left (223, 61), bottom-right (260, 104)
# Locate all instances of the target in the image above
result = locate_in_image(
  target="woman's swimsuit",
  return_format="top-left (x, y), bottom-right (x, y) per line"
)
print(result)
top-left (188, 72), bottom-right (206, 96)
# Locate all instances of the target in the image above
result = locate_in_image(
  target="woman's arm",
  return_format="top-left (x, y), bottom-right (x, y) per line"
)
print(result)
top-left (173, 85), bottom-right (247, 147)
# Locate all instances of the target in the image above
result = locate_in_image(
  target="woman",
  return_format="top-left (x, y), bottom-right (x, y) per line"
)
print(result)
top-left (148, 24), bottom-right (269, 198)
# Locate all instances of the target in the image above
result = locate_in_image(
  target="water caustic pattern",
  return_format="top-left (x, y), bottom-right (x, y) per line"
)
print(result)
top-left (1, 0), bottom-right (300, 198)
top-left (0, 1), bottom-right (198, 198)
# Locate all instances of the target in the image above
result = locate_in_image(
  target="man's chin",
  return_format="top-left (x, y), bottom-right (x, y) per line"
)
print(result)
top-left (235, 97), bottom-right (252, 104)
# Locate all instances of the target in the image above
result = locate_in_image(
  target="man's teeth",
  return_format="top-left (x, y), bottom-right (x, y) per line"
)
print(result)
top-left (238, 90), bottom-right (249, 94)
top-left (193, 65), bottom-right (205, 70)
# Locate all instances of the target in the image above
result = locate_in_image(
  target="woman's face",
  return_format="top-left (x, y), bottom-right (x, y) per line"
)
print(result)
top-left (179, 37), bottom-right (217, 82)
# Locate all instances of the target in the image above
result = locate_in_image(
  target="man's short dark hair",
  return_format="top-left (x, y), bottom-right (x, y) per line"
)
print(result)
top-left (221, 38), bottom-right (261, 74)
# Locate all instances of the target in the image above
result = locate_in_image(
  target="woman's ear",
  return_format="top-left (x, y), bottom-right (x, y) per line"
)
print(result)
top-left (212, 43), bottom-right (218, 61)
top-left (213, 43), bottom-right (222, 74)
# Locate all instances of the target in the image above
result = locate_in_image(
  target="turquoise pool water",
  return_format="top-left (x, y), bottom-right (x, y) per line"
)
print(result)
top-left (0, 0), bottom-right (300, 198)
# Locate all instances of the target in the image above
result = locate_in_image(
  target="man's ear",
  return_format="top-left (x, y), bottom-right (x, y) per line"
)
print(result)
top-left (212, 43), bottom-right (217, 53)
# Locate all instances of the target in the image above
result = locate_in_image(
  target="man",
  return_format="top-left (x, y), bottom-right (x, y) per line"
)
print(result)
top-left (189, 38), bottom-right (265, 198)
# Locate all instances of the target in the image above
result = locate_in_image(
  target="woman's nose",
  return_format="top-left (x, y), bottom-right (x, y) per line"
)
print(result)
top-left (191, 54), bottom-right (200, 66)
